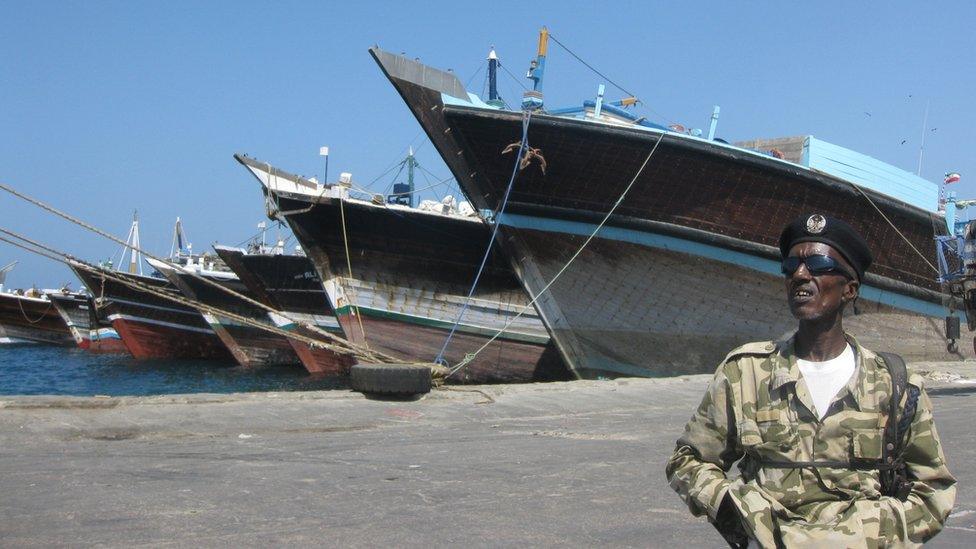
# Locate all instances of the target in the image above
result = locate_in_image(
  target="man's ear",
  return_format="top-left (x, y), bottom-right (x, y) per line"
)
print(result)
top-left (844, 279), bottom-right (860, 302)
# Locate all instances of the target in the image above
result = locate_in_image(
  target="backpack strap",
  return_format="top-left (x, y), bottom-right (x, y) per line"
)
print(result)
top-left (876, 352), bottom-right (917, 500)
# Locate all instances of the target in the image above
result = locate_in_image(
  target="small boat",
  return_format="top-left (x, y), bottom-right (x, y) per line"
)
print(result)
top-left (47, 290), bottom-right (128, 353)
top-left (0, 287), bottom-right (74, 346)
top-left (371, 34), bottom-right (966, 378)
top-left (213, 244), bottom-right (355, 375)
top-left (236, 153), bottom-right (571, 383)
top-left (147, 256), bottom-right (302, 368)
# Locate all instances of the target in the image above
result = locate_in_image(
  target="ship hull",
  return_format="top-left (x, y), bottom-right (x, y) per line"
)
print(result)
top-left (48, 293), bottom-right (128, 354)
top-left (505, 224), bottom-right (961, 377)
top-left (370, 48), bottom-right (970, 377)
top-left (275, 194), bottom-right (571, 384)
top-left (164, 271), bottom-right (300, 368)
top-left (70, 264), bottom-right (232, 360)
top-left (0, 293), bottom-right (73, 346)
top-left (215, 247), bottom-right (355, 375)
top-left (269, 312), bottom-right (354, 376)
top-left (110, 314), bottom-right (232, 359)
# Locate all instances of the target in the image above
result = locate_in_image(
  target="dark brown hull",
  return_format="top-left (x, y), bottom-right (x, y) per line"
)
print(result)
top-left (164, 270), bottom-right (300, 368)
top-left (112, 316), bottom-right (233, 360)
top-left (0, 293), bottom-right (73, 345)
top-left (214, 247), bottom-right (354, 375)
top-left (279, 323), bottom-right (355, 376)
top-left (272, 193), bottom-right (572, 384)
top-left (336, 310), bottom-right (567, 383)
top-left (370, 48), bottom-right (967, 377)
top-left (48, 293), bottom-right (129, 354)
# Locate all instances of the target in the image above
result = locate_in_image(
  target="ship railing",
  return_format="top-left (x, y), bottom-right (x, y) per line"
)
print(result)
top-left (935, 234), bottom-right (976, 284)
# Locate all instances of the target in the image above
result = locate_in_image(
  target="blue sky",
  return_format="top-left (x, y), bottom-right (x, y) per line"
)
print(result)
top-left (1, 1), bottom-right (973, 288)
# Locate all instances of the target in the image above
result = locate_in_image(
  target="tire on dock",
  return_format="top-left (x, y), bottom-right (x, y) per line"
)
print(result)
top-left (350, 363), bottom-right (432, 396)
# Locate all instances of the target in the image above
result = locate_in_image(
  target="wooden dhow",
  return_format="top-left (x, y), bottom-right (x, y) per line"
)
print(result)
top-left (48, 291), bottom-right (128, 353)
top-left (236, 153), bottom-right (571, 384)
top-left (214, 245), bottom-right (355, 375)
top-left (0, 289), bottom-right (73, 346)
top-left (70, 261), bottom-right (233, 360)
top-left (148, 257), bottom-right (301, 368)
top-left (371, 38), bottom-right (966, 378)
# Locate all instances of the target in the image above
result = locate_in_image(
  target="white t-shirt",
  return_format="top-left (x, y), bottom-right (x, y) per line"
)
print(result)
top-left (796, 344), bottom-right (856, 420)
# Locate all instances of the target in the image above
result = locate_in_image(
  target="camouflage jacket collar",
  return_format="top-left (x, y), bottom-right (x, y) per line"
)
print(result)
top-left (768, 333), bottom-right (879, 415)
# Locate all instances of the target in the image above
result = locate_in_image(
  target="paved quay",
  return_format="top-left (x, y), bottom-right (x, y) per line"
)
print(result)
top-left (2, 362), bottom-right (976, 547)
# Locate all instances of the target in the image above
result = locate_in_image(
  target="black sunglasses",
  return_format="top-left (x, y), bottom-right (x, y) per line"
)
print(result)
top-left (781, 255), bottom-right (854, 279)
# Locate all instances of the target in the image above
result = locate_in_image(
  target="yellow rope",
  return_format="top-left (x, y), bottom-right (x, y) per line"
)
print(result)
top-left (339, 197), bottom-right (370, 348)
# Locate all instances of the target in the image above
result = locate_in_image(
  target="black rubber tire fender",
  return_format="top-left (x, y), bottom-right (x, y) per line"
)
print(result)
top-left (350, 363), bottom-right (432, 395)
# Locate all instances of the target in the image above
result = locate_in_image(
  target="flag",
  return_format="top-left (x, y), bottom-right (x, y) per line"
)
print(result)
top-left (945, 172), bottom-right (961, 184)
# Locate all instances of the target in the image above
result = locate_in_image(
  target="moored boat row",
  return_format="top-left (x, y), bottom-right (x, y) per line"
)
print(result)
top-left (3, 29), bottom-right (971, 386)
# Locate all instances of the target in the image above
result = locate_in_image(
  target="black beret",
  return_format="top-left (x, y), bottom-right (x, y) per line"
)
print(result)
top-left (778, 213), bottom-right (873, 280)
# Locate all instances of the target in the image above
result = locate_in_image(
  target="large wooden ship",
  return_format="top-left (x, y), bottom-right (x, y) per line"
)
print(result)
top-left (70, 261), bottom-right (232, 360)
top-left (214, 245), bottom-right (355, 375)
top-left (371, 37), bottom-right (966, 378)
top-left (236, 153), bottom-right (571, 384)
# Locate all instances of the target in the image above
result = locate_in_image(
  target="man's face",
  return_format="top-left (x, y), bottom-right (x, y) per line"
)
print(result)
top-left (784, 242), bottom-right (858, 321)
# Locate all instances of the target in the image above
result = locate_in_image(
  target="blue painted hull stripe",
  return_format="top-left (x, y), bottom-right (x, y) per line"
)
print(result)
top-left (498, 213), bottom-right (951, 319)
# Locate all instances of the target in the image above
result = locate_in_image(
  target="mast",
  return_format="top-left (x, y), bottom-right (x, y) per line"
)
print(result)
top-left (0, 261), bottom-right (16, 292)
top-left (486, 47), bottom-right (504, 108)
top-left (522, 27), bottom-right (549, 110)
top-left (169, 217), bottom-right (189, 260)
top-left (115, 211), bottom-right (143, 275)
top-left (128, 211), bottom-right (141, 274)
top-left (406, 147), bottom-right (416, 208)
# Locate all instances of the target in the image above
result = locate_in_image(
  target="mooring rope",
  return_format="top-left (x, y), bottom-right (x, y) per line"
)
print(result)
top-left (0, 226), bottom-right (398, 363)
top-left (0, 183), bottom-right (381, 358)
top-left (0, 228), bottom-right (380, 358)
top-left (338, 196), bottom-right (370, 348)
top-left (548, 33), bottom-right (676, 127)
top-left (434, 110), bottom-right (533, 366)
top-left (845, 182), bottom-right (939, 274)
top-left (15, 291), bottom-right (54, 325)
top-left (446, 130), bottom-right (666, 379)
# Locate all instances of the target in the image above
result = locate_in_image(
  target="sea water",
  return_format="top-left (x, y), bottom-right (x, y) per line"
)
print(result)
top-left (0, 345), bottom-right (348, 396)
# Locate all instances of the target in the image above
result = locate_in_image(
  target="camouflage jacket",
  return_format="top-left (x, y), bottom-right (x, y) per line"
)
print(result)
top-left (665, 334), bottom-right (956, 548)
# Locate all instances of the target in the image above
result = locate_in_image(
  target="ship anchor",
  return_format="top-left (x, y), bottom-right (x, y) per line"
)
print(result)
top-left (502, 142), bottom-right (547, 175)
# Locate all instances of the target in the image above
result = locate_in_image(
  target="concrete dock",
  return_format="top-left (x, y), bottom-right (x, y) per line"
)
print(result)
top-left (2, 362), bottom-right (975, 547)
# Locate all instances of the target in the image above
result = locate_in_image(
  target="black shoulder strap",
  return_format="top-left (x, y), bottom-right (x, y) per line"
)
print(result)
top-left (877, 352), bottom-right (907, 446)
top-left (876, 352), bottom-right (916, 499)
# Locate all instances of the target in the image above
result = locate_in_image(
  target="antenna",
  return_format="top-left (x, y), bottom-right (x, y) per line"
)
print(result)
top-left (917, 99), bottom-right (930, 176)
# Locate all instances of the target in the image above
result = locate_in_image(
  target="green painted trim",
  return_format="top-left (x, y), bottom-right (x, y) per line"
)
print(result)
top-left (277, 322), bottom-right (344, 334)
top-left (333, 304), bottom-right (549, 345)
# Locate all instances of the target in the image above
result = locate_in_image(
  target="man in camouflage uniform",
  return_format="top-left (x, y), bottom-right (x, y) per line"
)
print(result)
top-left (666, 214), bottom-right (955, 547)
